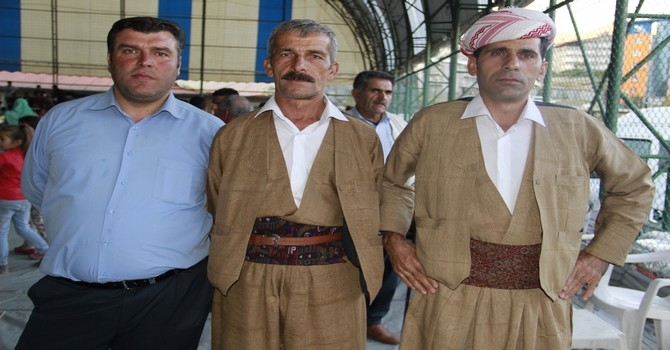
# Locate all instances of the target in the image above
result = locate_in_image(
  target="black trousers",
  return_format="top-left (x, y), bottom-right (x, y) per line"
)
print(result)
top-left (16, 258), bottom-right (212, 350)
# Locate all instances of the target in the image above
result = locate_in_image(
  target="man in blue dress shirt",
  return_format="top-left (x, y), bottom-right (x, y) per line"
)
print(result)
top-left (17, 17), bottom-right (223, 349)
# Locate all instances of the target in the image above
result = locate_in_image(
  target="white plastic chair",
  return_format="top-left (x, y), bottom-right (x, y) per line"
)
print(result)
top-left (572, 307), bottom-right (627, 349)
top-left (584, 250), bottom-right (670, 350)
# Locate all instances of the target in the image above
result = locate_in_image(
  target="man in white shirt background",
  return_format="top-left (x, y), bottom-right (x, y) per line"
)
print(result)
top-left (349, 70), bottom-right (408, 345)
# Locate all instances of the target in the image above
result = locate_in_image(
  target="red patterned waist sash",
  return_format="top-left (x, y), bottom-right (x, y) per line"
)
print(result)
top-left (462, 239), bottom-right (541, 289)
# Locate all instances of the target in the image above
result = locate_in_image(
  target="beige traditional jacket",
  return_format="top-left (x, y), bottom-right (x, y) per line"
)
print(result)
top-left (380, 100), bottom-right (654, 300)
top-left (207, 110), bottom-right (385, 299)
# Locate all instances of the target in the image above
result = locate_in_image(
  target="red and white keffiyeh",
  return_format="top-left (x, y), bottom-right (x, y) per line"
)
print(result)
top-left (459, 7), bottom-right (556, 57)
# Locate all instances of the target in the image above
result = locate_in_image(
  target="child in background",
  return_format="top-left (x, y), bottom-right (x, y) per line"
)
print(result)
top-left (0, 124), bottom-right (49, 274)
top-left (12, 116), bottom-right (48, 255)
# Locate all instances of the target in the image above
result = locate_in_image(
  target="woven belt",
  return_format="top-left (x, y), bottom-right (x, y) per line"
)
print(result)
top-left (246, 217), bottom-right (346, 265)
top-left (462, 239), bottom-right (541, 289)
top-left (248, 232), bottom-right (343, 248)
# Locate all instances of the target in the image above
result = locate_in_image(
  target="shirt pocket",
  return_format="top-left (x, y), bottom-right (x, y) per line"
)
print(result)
top-left (153, 158), bottom-right (205, 205)
top-left (556, 174), bottom-right (589, 233)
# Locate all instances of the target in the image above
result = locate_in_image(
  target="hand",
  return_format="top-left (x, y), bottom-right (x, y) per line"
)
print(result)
top-left (559, 251), bottom-right (609, 301)
top-left (382, 232), bottom-right (438, 295)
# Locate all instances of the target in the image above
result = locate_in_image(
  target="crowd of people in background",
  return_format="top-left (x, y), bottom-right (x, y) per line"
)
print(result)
top-left (1, 81), bottom-right (260, 127)
top-left (0, 82), bottom-right (71, 123)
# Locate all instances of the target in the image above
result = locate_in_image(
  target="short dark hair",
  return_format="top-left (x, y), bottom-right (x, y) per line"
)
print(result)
top-left (188, 96), bottom-right (207, 110)
top-left (212, 88), bottom-right (239, 98)
top-left (539, 37), bottom-right (551, 59)
top-left (107, 17), bottom-right (186, 55)
top-left (353, 71), bottom-right (395, 90)
top-left (473, 37), bottom-right (551, 60)
top-left (267, 19), bottom-right (338, 63)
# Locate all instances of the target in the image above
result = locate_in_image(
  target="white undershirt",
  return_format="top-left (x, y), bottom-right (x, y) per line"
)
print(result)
top-left (255, 95), bottom-right (348, 207)
top-left (461, 95), bottom-right (545, 213)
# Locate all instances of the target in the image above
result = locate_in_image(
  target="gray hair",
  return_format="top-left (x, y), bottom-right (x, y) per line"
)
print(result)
top-left (266, 19), bottom-right (338, 63)
top-left (353, 70), bottom-right (395, 90)
top-left (218, 95), bottom-right (252, 118)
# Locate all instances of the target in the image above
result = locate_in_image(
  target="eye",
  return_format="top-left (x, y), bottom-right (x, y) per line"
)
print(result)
top-left (519, 52), bottom-right (536, 59)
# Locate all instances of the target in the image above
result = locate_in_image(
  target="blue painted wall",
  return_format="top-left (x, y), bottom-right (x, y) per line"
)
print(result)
top-left (255, 0), bottom-right (292, 82)
top-left (0, 0), bottom-right (22, 71)
top-left (158, 0), bottom-right (192, 80)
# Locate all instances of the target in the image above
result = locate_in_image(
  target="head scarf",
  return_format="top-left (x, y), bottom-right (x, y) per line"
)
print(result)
top-left (5, 98), bottom-right (38, 125)
top-left (459, 7), bottom-right (556, 57)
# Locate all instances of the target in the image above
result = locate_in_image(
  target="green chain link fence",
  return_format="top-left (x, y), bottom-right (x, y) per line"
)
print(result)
top-left (549, 1), bottom-right (670, 280)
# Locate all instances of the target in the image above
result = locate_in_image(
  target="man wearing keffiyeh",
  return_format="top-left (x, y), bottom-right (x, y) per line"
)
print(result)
top-left (379, 7), bottom-right (653, 349)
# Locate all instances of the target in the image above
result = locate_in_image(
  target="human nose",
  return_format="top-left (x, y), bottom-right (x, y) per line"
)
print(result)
top-left (291, 55), bottom-right (307, 71)
top-left (138, 52), bottom-right (154, 67)
top-left (503, 55), bottom-right (520, 70)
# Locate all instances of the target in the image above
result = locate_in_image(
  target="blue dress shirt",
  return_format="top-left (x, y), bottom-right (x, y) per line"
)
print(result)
top-left (349, 108), bottom-right (395, 160)
top-left (21, 89), bottom-right (224, 282)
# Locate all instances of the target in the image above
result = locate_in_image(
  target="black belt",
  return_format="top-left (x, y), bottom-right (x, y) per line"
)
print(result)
top-left (70, 268), bottom-right (181, 290)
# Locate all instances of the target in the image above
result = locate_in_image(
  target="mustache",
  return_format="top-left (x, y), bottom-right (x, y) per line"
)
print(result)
top-left (281, 71), bottom-right (315, 83)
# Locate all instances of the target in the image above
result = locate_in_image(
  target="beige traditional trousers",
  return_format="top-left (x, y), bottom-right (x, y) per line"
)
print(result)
top-left (211, 260), bottom-right (366, 349)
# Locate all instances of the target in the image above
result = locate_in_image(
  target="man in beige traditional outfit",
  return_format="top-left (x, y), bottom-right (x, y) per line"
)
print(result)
top-left (380, 7), bottom-right (654, 349)
top-left (207, 19), bottom-right (384, 349)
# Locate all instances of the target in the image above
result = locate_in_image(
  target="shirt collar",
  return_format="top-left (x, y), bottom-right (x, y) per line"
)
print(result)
top-left (461, 94), bottom-right (545, 127)
top-left (350, 107), bottom-right (389, 126)
top-left (91, 88), bottom-right (183, 119)
top-left (255, 94), bottom-right (349, 123)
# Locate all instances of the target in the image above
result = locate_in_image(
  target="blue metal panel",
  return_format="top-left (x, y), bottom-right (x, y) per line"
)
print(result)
top-left (255, 0), bottom-right (292, 82)
top-left (158, 0), bottom-right (192, 80)
top-left (0, 0), bottom-right (21, 71)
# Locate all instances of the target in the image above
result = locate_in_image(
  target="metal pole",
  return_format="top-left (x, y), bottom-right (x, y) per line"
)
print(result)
top-left (422, 15), bottom-right (432, 107)
top-left (542, 0), bottom-right (556, 102)
top-left (199, 0), bottom-right (206, 96)
top-left (51, 0), bottom-right (59, 87)
top-left (448, 1), bottom-right (460, 101)
top-left (604, 0), bottom-right (628, 134)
